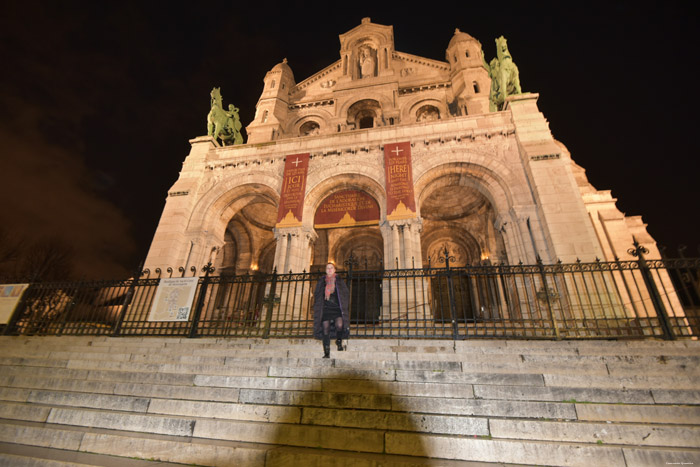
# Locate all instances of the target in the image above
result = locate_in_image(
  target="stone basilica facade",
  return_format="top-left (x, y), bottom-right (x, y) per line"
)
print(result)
top-left (144, 18), bottom-right (659, 275)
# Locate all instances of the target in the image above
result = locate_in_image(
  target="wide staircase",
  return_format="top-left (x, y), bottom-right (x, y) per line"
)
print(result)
top-left (0, 336), bottom-right (698, 466)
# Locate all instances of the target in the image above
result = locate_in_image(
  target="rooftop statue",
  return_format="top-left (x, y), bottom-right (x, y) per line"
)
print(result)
top-left (483, 36), bottom-right (522, 111)
top-left (207, 87), bottom-right (243, 145)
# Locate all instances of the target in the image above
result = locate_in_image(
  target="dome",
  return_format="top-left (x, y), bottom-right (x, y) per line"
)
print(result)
top-left (447, 28), bottom-right (478, 49)
top-left (271, 58), bottom-right (295, 80)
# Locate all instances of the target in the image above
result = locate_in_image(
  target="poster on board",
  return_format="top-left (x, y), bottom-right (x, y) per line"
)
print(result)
top-left (0, 284), bottom-right (29, 324)
top-left (147, 277), bottom-right (199, 322)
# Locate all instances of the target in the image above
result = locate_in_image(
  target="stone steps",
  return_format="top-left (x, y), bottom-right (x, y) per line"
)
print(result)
top-left (0, 336), bottom-right (699, 466)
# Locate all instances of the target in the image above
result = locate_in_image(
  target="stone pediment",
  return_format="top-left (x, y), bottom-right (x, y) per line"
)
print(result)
top-left (293, 61), bottom-right (343, 96)
top-left (338, 18), bottom-right (394, 54)
top-left (393, 51), bottom-right (450, 81)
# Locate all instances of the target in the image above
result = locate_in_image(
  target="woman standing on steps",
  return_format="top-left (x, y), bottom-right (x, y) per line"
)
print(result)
top-left (313, 262), bottom-right (350, 358)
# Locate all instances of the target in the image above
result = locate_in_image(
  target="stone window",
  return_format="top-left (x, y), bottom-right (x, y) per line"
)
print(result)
top-left (465, 50), bottom-right (470, 58)
top-left (262, 110), bottom-right (269, 123)
top-left (300, 121), bottom-right (320, 136)
top-left (359, 116), bottom-right (374, 129)
top-left (416, 105), bottom-right (440, 122)
top-left (270, 80), bottom-right (276, 89)
top-left (473, 81), bottom-right (480, 93)
top-left (347, 99), bottom-right (382, 130)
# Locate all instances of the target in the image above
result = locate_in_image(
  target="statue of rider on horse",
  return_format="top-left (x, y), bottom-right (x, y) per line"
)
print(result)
top-left (482, 36), bottom-right (522, 112)
top-left (207, 87), bottom-right (243, 146)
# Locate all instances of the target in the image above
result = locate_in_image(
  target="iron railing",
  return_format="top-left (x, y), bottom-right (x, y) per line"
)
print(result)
top-left (3, 245), bottom-right (699, 340)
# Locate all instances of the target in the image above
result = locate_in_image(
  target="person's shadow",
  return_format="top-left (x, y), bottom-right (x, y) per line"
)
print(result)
top-left (261, 351), bottom-right (432, 465)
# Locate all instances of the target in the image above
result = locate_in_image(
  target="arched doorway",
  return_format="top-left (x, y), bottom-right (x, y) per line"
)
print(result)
top-left (210, 188), bottom-right (278, 330)
top-left (419, 174), bottom-right (506, 322)
top-left (312, 189), bottom-right (384, 323)
top-left (217, 197), bottom-right (277, 275)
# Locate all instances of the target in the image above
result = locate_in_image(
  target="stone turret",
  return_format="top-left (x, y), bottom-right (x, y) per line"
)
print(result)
top-left (246, 58), bottom-right (296, 144)
top-left (446, 29), bottom-right (490, 115)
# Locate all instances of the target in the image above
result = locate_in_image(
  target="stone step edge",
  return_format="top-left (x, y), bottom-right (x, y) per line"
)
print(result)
top-left (4, 399), bottom-right (699, 442)
top-left (2, 417), bottom-right (699, 464)
top-left (0, 441), bottom-right (188, 467)
top-left (0, 422), bottom-right (517, 466)
top-left (2, 376), bottom-right (698, 407)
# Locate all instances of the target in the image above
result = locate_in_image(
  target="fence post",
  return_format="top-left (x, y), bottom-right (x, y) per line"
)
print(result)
top-left (188, 263), bottom-right (214, 338)
top-left (344, 253), bottom-right (357, 326)
top-left (439, 245), bottom-right (460, 340)
top-left (262, 269), bottom-right (279, 339)
top-left (628, 239), bottom-right (675, 340)
top-left (111, 263), bottom-right (144, 337)
top-left (536, 257), bottom-right (561, 340)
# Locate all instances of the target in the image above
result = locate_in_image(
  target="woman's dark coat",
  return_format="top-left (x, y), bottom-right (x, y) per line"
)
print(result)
top-left (312, 274), bottom-right (350, 340)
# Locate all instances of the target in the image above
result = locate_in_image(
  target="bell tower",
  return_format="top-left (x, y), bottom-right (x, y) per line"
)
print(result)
top-left (446, 29), bottom-right (490, 115)
top-left (246, 58), bottom-right (295, 144)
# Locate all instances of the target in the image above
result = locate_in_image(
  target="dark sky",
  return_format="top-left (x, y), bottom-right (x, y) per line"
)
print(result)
top-left (1, 1), bottom-right (698, 278)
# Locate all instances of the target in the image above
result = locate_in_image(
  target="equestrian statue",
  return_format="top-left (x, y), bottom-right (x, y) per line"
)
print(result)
top-left (482, 36), bottom-right (522, 111)
top-left (207, 87), bottom-right (243, 146)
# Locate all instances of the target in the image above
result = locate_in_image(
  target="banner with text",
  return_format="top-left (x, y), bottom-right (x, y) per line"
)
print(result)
top-left (384, 141), bottom-right (417, 220)
top-left (314, 189), bottom-right (380, 229)
top-left (147, 277), bottom-right (199, 322)
top-left (0, 283), bottom-right (29, 324)
top-left (276, 153), bottom-right (310, 228)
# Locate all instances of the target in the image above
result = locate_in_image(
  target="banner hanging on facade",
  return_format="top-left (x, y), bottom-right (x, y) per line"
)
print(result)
top-left (314, 189), bottom-right (380, 229)
top-left (276, 153), bottom-right (310, 228)
top-left (384, 141), bottom-right (417, 220)
top-left (147, 277), bottom-right (199, 322)
top-left (0, 283), bottom-right (29, 324)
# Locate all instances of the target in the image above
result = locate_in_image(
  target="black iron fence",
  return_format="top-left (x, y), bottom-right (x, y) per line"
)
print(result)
top-left (3, 245), bottom-right (699, 340)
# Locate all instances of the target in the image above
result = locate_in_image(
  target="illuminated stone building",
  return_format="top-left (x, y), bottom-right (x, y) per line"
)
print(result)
top-left (144, 18), bottom-right (659, 278)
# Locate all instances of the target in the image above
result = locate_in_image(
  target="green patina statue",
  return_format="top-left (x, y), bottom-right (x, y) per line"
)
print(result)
top-left (483, 36), bottom-right (522, 111)
top-left (207, 87), bottom-right (243, 145)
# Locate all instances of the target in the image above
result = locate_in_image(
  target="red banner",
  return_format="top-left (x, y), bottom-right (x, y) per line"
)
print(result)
top-left (276, 153), bottom-right (309, 227)
top-left (314, 190), bottom-right (380, 229)
top-left (384, 141), bottom-right (416, 220)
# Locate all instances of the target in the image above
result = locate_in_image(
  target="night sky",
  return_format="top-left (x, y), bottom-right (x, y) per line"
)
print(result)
top-left (1, 1), bottom-right (698, 279)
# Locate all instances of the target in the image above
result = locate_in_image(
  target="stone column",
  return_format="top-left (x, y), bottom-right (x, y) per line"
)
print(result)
top-left (273, 230), bottom-right (290, 273)
top-left (273, 227), bottom-right (317, 273)
top-left (391, 223), bottom-right (401, 269)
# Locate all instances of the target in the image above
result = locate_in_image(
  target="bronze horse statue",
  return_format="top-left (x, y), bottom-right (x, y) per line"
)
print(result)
top-left (485, 36), bottom-right (522, 111)
top-left (207, 87), bottom-right (243, 145)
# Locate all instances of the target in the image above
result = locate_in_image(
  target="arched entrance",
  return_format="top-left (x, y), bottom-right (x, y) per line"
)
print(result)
top-left (217, 197), bottom-right (278, 275)
top-left (312, 189), bottom-right (384, 323)
top-left (419, 173), bottom-right (506, 322)
top-left (209, 187), bottom-right (279, 329)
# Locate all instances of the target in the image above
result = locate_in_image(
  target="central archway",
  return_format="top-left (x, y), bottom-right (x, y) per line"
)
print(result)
top-left (312, 189), bottom-right (384, 323)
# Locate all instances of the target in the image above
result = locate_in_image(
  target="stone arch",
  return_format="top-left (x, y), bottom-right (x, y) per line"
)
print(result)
top-left (347, 99), bottom-right (382, 129)
top-left (287, 109), bottom-right (334, 136)
top-left (414, 161), bottom-right (515, 218)
top-left (185, 176), bottom-right (281, 272)
top-left (303, 171), bottom-right (386, 226)
top-left (401, 97), bottom-right (448, 123)
top-left (416, 163), bottom-right (510, 264)
top-left (305, 172), bottom-right (386, 273)
top-left (421, 225), bottom-right (481, 267)
top-left (331, 228), bottom-right (384, 270)
top-left (415, 105), bottom-right (441, 122)
top-left (187, 173), bottom-right (282, 234)
top-left (339, 93), bottom-right (393, 128)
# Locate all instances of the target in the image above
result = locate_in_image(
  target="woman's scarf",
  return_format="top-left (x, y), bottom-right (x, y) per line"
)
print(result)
top-left (324, 273), bottom-right (336, 300)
